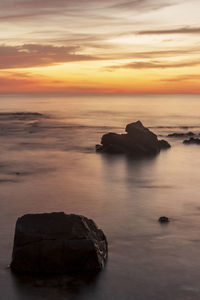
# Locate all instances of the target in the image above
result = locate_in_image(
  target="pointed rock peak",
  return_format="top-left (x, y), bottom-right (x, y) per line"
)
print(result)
top-left (125, 120), bottom-right (147, 133)
top-left (134, 120), bottom-right (143, 127)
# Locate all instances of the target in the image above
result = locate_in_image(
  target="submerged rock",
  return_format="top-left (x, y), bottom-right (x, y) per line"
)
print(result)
top-left (97, 120), bottom-right (170, 156)
top-left (158, 216), bottom-right (169, 223)
top-left (0, 112), bottom-right (44, 121)
top-left (11, 212), bottom-right (108, 275)
top-left (168, 132), bottom-right (194, 138)
top-left (183, 137), bottom-right (200, 145)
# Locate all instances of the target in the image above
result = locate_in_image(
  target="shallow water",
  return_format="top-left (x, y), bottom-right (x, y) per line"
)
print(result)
top-left (0, 94), bottom-right (200, 299)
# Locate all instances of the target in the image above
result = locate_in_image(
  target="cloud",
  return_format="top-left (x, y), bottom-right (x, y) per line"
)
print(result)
top-left (2, 42), bottom-right (190, 71)
top-left (106, 60), bottom-right (200, 70)
top-left (0, 44), bottom-right (100, 69)
top-left (0, 1), bottom-right (91, 21)
top-left (138, 26), bottom-right (200, 35)
top-left (109, 0), bottom-right (172, 11)
top-left (3, 42), bottom-right (199, 71)
top-left (0, 0), bottom-right (174, 22)
top-left (121, 48), bottom-right (200, 59)
top-left (161, 74), bottom-right (200, 82)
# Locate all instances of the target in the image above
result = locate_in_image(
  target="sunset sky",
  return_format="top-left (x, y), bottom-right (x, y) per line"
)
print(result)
top-left (1, 0), bottom-right (200, 94)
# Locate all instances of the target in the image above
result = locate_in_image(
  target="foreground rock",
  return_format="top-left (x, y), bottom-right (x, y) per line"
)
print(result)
top-left (11, 212), bottom-right (108, 275)
top-left (183, 137), bottom-right (200, 145)
top-left (97, 121), bottom-right (170, 156)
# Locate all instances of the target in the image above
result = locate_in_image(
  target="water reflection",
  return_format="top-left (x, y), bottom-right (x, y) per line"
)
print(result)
top-left (10, 270), bottom-right (103, 299)
top-left (100, 151), bottom-right (159, 190)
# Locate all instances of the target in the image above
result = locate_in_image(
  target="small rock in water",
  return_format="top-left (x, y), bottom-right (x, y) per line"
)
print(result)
top-left (183, 137), bottom-right (200, 145)
top-left (168, 132), bottom-right (194, 138)
top-left (11, 212), bottom-right (108, 275)
top-left (96, 120), bottom-right (171, 156)
top-left (158, 216), bottom-right (169, 223)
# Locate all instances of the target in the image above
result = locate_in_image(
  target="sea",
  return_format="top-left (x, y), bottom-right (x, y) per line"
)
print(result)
top-left (0, 94), bottom-right (200, 300)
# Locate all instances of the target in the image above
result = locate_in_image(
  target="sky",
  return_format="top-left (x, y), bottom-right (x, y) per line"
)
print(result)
top-left (1, 0), bottom-right (200, 94)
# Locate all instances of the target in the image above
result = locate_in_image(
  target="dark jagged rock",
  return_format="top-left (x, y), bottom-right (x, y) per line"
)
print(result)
top-left (183, 137), bottom-right (200, 145)
top-left (168, 132), bottom-right (194, 138)
top-left (11, 212), bottom-right (108, 275)
top-left (101, 133), bottom-right (130, 154)
top-left (158, 216), bottom-right (169, 223)
top-left (158, 139), bottom-right (171, 149)
top-left (97, 120), bottom-right (170, 156)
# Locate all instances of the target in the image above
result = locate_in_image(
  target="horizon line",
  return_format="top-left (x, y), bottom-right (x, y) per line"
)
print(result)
top-left (0, 92), bottom-right (200, 97)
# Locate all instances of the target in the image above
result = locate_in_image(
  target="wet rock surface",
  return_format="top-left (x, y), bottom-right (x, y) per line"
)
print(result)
top-left (11, 212), bottom-right (108, 275)
top-left (97, 121), bottom-right (170, 156)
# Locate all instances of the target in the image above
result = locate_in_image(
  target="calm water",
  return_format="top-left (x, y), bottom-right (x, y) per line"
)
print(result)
top-left (0, 94), bottom-right (200, 299)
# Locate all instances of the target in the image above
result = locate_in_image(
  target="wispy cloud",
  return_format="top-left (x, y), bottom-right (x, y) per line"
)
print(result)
top-left (0, 0), bottom-right (175, 22)
top-left (109, 0), bottom-right (173, 11)
top-left (1, 42), bottom-right (200, 71)
top-left (138, 26), bottom-right (200, 35)
top-left (106, 60), bottom-right (200, 70)
top-left (119, 48), bottom-right (200, 59)
top-left (0, 44), bottom-right (101, 69)
top-left (161, 74), bottom-right (200, 82)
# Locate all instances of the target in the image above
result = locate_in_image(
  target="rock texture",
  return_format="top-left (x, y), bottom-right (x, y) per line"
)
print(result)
top-left (97, 120), bottom-right (170, 156)
top-left (11, 212), bottom-right (108, 275)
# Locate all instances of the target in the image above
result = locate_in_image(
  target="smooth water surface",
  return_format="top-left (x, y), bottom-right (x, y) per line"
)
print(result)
top-left (0, 94), bottom-right (200, 299)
